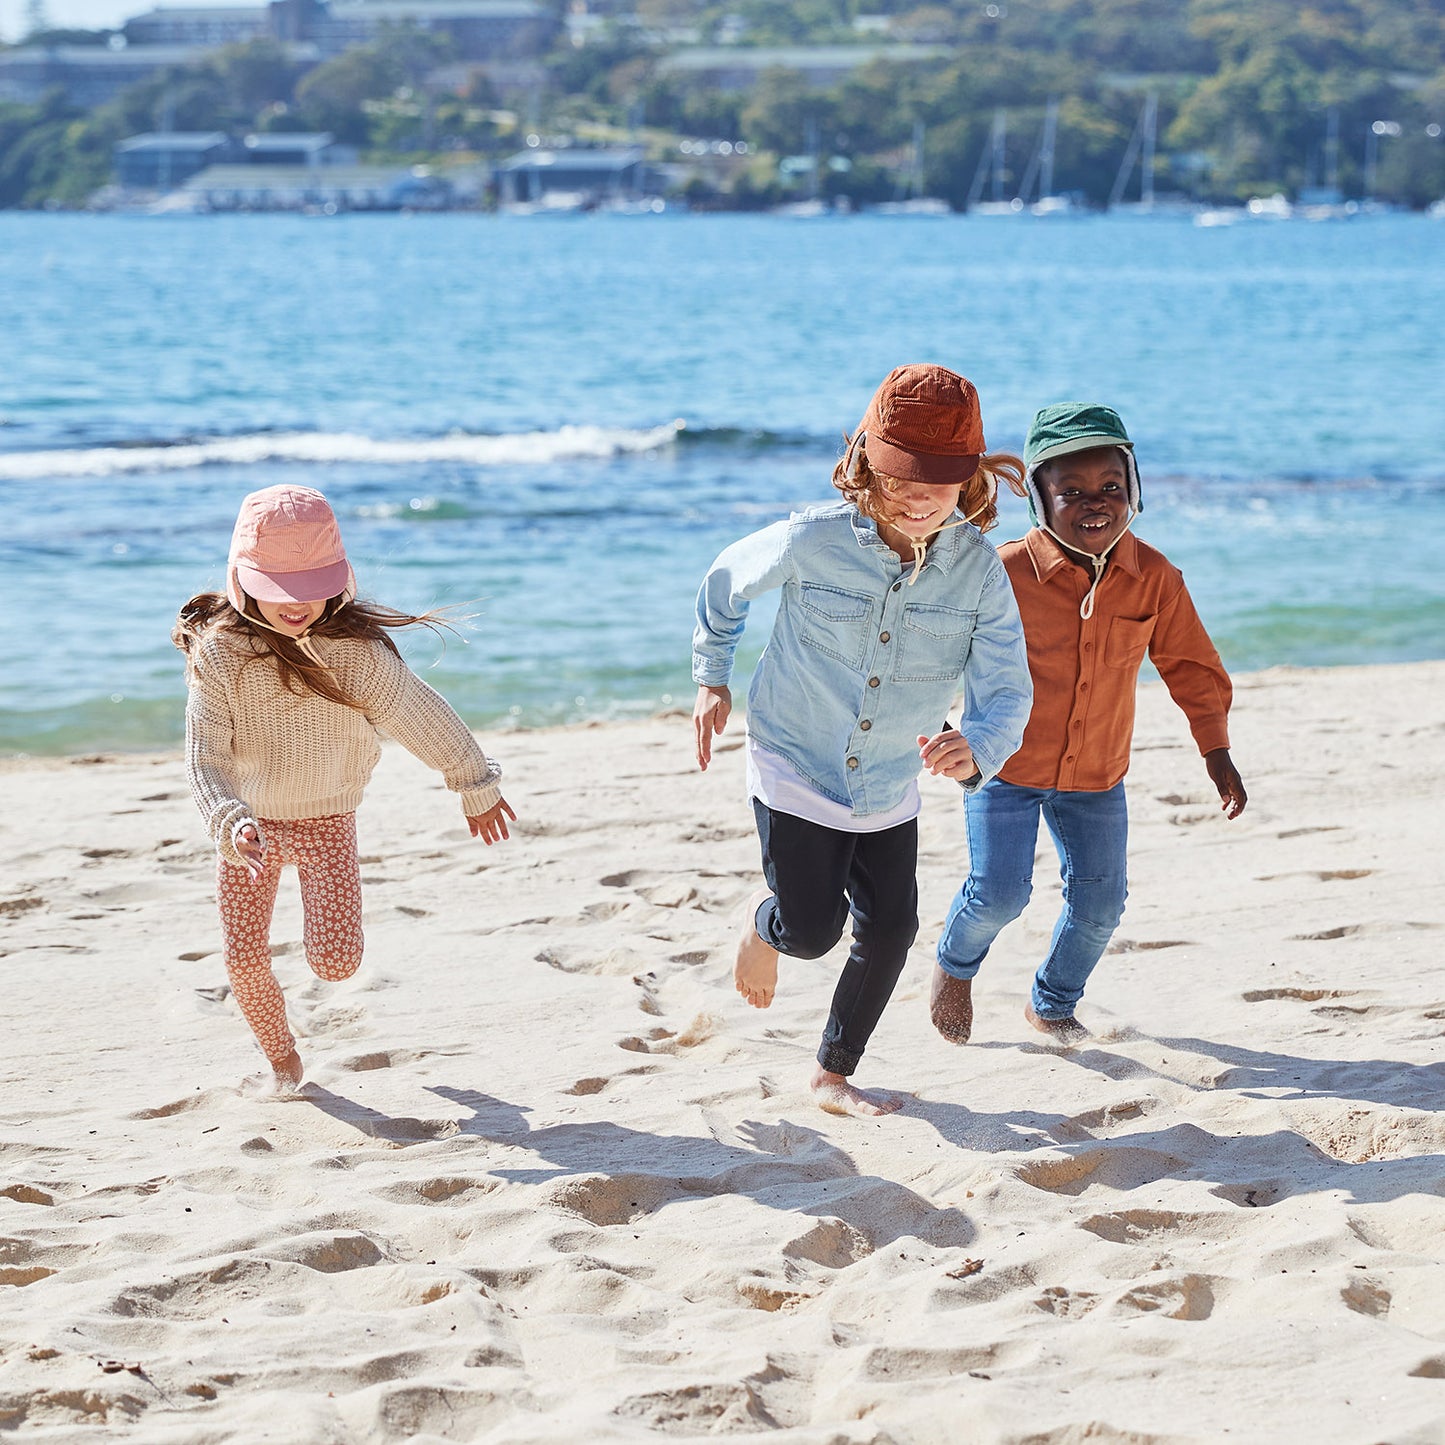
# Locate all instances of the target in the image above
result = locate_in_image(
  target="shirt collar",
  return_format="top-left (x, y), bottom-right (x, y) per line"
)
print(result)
top-left (851, 508), bottom-right (967, 576)
top-left (1024, 526), bottom-right (1141, 583)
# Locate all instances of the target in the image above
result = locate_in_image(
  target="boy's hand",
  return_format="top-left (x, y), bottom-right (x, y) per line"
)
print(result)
top-left (468, 797), bottom-right (516, 845)
top-left (1205, 748), bottom-right (1247, 819)
top-left (235, 823), bottom-right (266, 882)
top-left (694, 685), bottom-right (731, 771)
top-left (918, 729), bottom-right (979, 782)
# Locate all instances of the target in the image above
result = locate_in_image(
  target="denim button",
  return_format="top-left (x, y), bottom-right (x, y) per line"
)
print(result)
top-left (846, 756), bottom-right (860, 769)
top-left (892, 582), bottom-right (901, 592)
top-left (859, 719), bottom-right (872, 731)
top-left (868, 676), bottom-right (880, 688)
top-left (879, 631), bottom-right (890, 643)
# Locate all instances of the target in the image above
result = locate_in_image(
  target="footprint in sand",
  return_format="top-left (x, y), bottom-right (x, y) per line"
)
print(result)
top-left (563, 1064), bottom-right (660, 1096)
top-left (1113, 1273), bottom-right (1217, 1321)
top-left (1277, 825), bottom-right (1344, 839)
top-left (1209, 1180), bottom-right (1284, 1208)
top-left (1015, 1145), bottom-right (1187, 1197)
top-left (1107, 938), bottom-right (1192, 953)
top-left (1035, 1285), bottom-right (1100, 1318)
top-left (1242, 986), bottom-right (1357, 1003)
top-left (0, 1184), bottom-right (56, 1206)
top-left (1079, 1208), bottom-right (1230, 1245)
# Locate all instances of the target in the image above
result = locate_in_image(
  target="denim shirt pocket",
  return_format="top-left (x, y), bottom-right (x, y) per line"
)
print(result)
top-left (895, 602), bottom-right (978, 682)
top-left (798, 583), bottom-right (873, 668)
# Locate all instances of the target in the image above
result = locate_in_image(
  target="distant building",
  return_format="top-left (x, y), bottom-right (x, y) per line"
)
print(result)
top-left (182, 162), bottom-right (452, 209)
top-left (657, 43), bottom-right (952, 93)
top-left (122, 7), bottom-right (270, 48)
top-left (312, 1), bottom-right (554, 59)
top-left (0, 44), bottom-right (275, 106)
top-left (495, 146), bottom-right (659, 205)
top-left (113, 131), bottom-right (238, 188)
top-left (240, 131), bottom-right (357, 166)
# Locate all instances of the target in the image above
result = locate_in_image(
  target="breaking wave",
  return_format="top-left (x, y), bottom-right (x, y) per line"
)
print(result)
top-left (0, 421), bottom-right (687, 481)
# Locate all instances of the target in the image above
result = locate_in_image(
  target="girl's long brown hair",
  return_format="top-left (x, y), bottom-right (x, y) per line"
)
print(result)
top-left (172, 593), bottom-right (453, 711)
top-left (831, 438), bottom-right (1026, 534)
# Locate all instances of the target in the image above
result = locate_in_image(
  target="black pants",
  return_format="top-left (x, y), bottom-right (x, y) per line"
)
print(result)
top-left (752, 800), bottom-right (919, 1078)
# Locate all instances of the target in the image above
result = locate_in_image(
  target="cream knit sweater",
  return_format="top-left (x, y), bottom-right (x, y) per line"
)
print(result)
top-left (186, 628), bottom-right (502, 866)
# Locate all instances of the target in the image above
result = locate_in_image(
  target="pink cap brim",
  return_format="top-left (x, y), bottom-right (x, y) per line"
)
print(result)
top-left (234, 558), bottom-right (354, 604)
top-left (867, 433), bottom-right (981, 486)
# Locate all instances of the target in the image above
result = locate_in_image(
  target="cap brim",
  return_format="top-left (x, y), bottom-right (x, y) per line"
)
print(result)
top-left (867, 433), bottom-right (980, 486)
top-left (1028, 433), bottom-right (1134, 467)
top-left (234, 559), bottom-right (353, 604)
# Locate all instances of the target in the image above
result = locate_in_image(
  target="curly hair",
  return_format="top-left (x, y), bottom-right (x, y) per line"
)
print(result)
top-left (172, 592), bottom-right (454, 712)
top-left (830, 437), bottom-right (1026, 535)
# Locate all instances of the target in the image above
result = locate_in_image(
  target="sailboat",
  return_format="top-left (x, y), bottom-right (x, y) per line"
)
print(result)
top-left (967, 110), bottom-right (1020, 215)
top-left (873, 120), bottom-right (951, 215)
top-left (1015, 98), bottom-right (1076, 216)
top-left (1109, 93), bottom-right (1164, 214)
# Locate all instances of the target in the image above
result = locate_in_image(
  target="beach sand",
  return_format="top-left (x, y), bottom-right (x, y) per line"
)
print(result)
top-left (2, 660), bottom-right (1444, 1443)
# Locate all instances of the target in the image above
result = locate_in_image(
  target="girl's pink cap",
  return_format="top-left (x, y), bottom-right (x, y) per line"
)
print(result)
top-left (226, 484), bottom-right (356, 609)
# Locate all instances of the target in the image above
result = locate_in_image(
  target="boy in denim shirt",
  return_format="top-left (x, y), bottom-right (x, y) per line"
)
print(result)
top-left (693, 365), bottom-right (1032, 1116)
top-left (931, 403), bottom-right (1248, 1047)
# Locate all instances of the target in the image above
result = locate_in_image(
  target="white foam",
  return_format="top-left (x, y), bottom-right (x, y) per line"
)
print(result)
top-left (0, 422), bottom-right (684, 481)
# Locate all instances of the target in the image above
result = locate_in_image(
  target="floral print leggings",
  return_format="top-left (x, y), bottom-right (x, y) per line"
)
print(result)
top-left (216, 813), bottom-right (364, 1062)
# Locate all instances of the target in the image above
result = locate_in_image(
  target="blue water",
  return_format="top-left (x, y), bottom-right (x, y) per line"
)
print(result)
top-left (2, 212), bottom-right (1443, 755)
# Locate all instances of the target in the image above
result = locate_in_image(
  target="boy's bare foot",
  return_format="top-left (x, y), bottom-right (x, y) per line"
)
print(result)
top-left (930, 967), bottom-right (973, 1044)
top-left (734, 889), bottom-right (779, 1008)
top-left (810, 1066), bottom-right (904, 1117)
top-left (272, 1049), bottom-right (304, 1090)
top-left (1023, 1001), bottom-right (1089, 1046)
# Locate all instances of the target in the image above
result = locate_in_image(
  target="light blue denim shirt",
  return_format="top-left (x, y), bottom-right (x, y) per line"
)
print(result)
top-left (693, 501), bottom-right (1033, 816)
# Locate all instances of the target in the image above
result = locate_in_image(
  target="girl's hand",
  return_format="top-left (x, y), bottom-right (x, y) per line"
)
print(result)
top-left (235, 823), bottom-right (266, 882)
top-left (694, 685), bottom-right (731, 771)
top-left (468, 797), bottom-right (516, 845)
top-left (918, 729), bottom-right (979, 782)
top-left (1205, 748), bottom-right (1247, 819)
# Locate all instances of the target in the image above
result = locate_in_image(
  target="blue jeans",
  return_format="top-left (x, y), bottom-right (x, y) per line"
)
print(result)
top-left (936, 779), bottom-right (1128, 1020)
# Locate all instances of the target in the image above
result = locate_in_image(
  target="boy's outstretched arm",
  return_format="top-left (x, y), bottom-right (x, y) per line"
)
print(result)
top-left (694, 685), bottom-right (731, 771)
top-left (1205, 748), bottom-right (1247, 819)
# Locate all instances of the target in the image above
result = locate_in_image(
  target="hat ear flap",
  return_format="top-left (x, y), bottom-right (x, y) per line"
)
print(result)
top-left (1125, 448), bottom-right (1143, 514)
top-left (843, 429), bottom-right (867, 482)
top-left (1023, 463), bottom-right (1046, 527)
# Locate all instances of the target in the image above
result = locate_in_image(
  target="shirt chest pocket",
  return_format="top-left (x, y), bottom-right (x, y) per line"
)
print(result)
top-left (798, 583), bottom-right (873, 668)
top-left (1105, 615), bottom-right (1155, 669)
top-left (895, 602), bottom-right (978, 683)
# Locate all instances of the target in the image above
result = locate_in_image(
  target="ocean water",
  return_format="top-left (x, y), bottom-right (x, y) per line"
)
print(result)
top-left (2, 211), bottom-right (1443, 756)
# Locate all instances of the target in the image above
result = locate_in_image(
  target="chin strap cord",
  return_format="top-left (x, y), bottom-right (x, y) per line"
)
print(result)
top-left (901, 484), bottom-right (997, 586)
top-left (1037, 511), bottom-right (1137, 618)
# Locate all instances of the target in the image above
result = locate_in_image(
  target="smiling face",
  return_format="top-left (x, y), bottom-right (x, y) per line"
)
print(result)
top-left (1036, 446), bottom-right (1131, 556)
top-left (874, 473), bottom-right (966, 549)
top-left (256, 596), bottom-right (329, 635)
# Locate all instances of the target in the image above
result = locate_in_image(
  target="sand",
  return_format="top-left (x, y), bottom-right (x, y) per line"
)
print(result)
top-left (2, 660), bottom-right (1444, 1444)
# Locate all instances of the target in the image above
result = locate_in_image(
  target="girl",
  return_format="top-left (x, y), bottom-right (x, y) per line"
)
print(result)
top-left (174, 483), bottom-right (515, 1089)
top-left (692, 365), bottom-right (1033, 1116)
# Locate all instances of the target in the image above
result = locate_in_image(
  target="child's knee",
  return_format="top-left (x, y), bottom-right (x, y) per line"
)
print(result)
top-left (309, 940), bottom-right (363, 981)
top-left (969, 876), bottom-right (1033, 926)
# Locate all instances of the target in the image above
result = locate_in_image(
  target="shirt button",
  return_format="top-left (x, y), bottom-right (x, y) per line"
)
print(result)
top-left (1066, 754), bottom-right (1075, 762)
top-left (1080, 682), bottom-right (1089, 691)
top-left (847, 756), bottom-right (860, 769)
top-left (892, 582), bottom-right (902, 593)
top-left (859, 719), bottom-right (872, 731)
top-left (879, 631), bottom-right (890, 643)
top-left (868, 676), bottom-right (880, 688)
top-left (1084, 642), bottom-right (1094, 651)
top-left (1072, 720), bottom-right (1082, 728)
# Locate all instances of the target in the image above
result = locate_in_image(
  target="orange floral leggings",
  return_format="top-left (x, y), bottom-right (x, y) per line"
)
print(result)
top-left (216, 813), bottom-right (364, 1062)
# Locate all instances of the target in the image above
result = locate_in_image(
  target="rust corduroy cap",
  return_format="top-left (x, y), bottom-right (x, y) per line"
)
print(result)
top-left (854, 364), bottom-right (986, 486)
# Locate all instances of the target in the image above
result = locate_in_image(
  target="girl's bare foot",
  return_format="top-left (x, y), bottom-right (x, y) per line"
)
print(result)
top-left (810, 1066), bottom-right (904, 1117)
top-left (1023, 1001), bottom-right (1089, 1046)
top-left (272, 1049), bottom-right (304, 1090)
top-left (734, 889), bottom-right (779, 1008)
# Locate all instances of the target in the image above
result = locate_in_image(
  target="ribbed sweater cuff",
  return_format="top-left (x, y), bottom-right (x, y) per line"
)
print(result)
top-left (460, 779), bottom-right (504, 817)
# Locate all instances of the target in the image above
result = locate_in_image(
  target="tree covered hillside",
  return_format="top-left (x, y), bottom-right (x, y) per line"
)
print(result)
top-left (1, 0), bottom-right (1442, 207)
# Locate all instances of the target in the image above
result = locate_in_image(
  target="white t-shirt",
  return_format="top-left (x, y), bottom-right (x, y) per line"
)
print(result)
top-left (746, 737), bottom-right (920, 833)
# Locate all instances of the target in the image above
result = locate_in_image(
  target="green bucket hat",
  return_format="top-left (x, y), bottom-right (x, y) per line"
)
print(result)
top-left (1022, 402), bottom-right (1142, 525)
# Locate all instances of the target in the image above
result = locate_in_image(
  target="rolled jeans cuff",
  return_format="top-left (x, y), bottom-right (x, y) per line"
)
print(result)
top-left (816, 1040), bottom-right (863, 1077)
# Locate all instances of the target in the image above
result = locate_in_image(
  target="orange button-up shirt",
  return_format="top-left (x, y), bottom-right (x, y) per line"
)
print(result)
top-left (997, 529), bottom-right (1232, 792)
